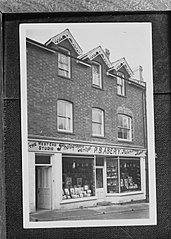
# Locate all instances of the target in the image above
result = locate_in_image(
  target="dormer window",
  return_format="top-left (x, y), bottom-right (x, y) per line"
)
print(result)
top-left (92, 63), bottom-right (102, 88)
top-left (58, 48), bottom-right (71, 78)
top-left (117, 72), bottom-right (125, 96)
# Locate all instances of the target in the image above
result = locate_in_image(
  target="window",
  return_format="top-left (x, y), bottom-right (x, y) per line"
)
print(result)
top-left (92, 63), bottom-right (102, 88)
top-left (118, 114), bottom-right (132, 141)
top-left (106, 158), bottom-right (141, 194)
top-left (58, 48), bottom-right (71, 78)
top-left (106, 158), bottom-right (119, 193)
top-left (57, 100), bottom-right (73, 133)
top-left (92, 108), bottom-right (104, 137)
top-left (117, 72), bottom-right (125, 96)
top-left (62, 156), bottom-right (95, 200)
top-left (120, 159), bottom-right (141, 192)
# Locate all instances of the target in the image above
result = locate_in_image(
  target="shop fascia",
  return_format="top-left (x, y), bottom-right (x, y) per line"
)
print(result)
top-left (28, 139), bottom-right (146, 157)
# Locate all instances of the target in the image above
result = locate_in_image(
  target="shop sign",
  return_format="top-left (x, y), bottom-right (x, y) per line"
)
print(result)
top-left (28, 140), bottom-right (146, 157)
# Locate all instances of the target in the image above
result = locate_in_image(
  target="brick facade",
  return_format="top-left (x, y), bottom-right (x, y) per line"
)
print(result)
top-left (27, 35), bottom-right (146, 148)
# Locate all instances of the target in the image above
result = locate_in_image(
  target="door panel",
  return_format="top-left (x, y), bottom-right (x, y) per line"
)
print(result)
top-left (36, 167), bottom-right (51, 209)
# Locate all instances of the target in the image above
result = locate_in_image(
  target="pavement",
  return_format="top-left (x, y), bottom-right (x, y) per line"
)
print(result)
top-left (30, 202), bottom-right (149, 221)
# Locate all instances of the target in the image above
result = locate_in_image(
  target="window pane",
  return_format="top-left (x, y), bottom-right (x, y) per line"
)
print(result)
top-left (120, 160), bottom-right (141, 192)
top-left (65, 103), bottom-right (71, 117)
top-left (62, 157), bottom-right (95, 200)
top-left (35, 156), bottom-right (50, 164)
top-left (106, 158), bottom-right (119, 193)
top-left (92, 109), bottom-right (102, 123)
top-left (92, 64), bottom-right (101, 86)
top-left (58, 101), bottom-right (63, 115)
top-left (66, 118), bottom-right (71, 131)
top-left (92, 123), bottom-right (101, 135)
top-left (58, 117), bottom-right (65, 130)
top-left (123, 117), bottom-right (128, 128)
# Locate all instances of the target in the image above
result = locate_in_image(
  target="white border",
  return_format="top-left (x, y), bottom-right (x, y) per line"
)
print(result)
top-left (20, 23), bottom-right (157, 228)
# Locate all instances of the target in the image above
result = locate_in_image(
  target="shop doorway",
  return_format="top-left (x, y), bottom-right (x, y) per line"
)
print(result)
top-left (96, 157), bottom-right (105, 199)
top-left (36, 165), bottom-right (52, 210)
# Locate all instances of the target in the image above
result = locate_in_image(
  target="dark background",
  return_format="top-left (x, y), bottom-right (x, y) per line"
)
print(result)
top-left (1, 12), bottom-right (171, 239)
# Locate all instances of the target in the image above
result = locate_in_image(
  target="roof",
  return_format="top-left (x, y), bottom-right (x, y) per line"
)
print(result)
top-left (78, 46), bottom-right (112, 68)
top-left (45, 28), bottom-right (83, 55)
top-left (109, 57), bottom-right (134, 77)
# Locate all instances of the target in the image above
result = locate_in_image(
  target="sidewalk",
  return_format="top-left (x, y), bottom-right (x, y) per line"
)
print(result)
top-left (30, 202), bottom-right (149, 221)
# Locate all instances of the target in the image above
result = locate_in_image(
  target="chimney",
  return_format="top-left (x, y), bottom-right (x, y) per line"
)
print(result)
top-left (133, 65), bottom-right (144, 81)
top-left (105, 48), bottom-right (110, 59)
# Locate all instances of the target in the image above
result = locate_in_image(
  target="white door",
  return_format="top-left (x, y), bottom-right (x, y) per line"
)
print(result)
top-left (96, 167), bottom-right (105, 199)
top-left (36, 167), bottom-right (52, 210)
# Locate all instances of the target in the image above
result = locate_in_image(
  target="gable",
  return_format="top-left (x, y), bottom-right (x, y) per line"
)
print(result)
top-left (45, 29), bottom-right (83, 56)
top-left (109, 57), bottom-right (134, 77)
top-left (78, 46), bottom-right (112, 68)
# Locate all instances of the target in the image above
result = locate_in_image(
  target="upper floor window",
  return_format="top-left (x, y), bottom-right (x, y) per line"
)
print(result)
top-left (92, 63), bottom-right (102, 88)
top-left (92, 108), bottom-right (104, 137)
top-left (118, 114), bottom-right (132, 141)
top-left (58, 48), bottom-right (71, 78)
top-left (117, 72), bottom-right (125, 96)
top-left (57, 100), bottom-right (73, 133)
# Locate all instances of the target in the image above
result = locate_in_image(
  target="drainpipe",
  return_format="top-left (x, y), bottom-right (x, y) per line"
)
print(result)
top-left (142, 86), bottom-right (149, 202)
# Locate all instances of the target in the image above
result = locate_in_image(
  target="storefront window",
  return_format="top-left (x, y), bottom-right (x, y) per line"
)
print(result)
top-left (62, 156), bottom-right (95, 200)
top-left (120, 159), bottom-right (141, 192)
top-left (106, 158), bottom-right (119, 193)
top-left (106, 158), bottom-right (141, 194)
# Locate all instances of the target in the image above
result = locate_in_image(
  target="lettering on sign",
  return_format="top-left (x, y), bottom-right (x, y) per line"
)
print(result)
top-left (28, 141), bottom-right (146, 157)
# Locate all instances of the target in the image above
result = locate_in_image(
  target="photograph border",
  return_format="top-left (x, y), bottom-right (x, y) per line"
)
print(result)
top-left (20, 21), bottom-right (156, 229)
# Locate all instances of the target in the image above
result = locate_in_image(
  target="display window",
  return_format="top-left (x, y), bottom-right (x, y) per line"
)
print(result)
top-left (106, 157), bottom-right (141, 194)
top-left (62, 156), bottom-right (95, 200)
top-left (120, 159), bottom-right (141, 192)
top-left (106, 158), bottom-right (119, 193)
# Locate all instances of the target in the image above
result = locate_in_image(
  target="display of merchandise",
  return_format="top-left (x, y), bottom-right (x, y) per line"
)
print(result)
top-left (106, 159), bottom-right (119, 193)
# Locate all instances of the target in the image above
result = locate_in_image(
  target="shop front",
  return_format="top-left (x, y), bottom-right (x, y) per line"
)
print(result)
top-left (28, 139), bottom-right (147, 212)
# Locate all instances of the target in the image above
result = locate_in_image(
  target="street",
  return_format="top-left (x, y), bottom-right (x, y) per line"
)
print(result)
top-left (30, 203), bottom-right (149, 221)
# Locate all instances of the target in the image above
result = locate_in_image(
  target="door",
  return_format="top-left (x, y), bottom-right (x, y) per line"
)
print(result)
top-left (96, 167), bottom-right (105, 199)
top-left (36, 167), bottom-right (52, 210)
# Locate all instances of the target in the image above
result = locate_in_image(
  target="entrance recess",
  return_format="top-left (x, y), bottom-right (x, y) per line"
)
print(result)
top-left (96, 157), bottom-right (105, 199)
top-left (36, 166), bottom-right (52, 210)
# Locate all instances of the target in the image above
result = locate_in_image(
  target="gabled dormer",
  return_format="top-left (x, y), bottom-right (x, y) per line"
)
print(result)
top-left (45, 28), bottom-right (83, 56)
top-left (78, 46), bottom-right (112, 69)
top-left (109, 57), bottom-right (134, 77)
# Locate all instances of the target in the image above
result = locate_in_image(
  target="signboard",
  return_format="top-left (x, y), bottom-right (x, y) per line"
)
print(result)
top-left (28, 140), bottom-right (146, 157)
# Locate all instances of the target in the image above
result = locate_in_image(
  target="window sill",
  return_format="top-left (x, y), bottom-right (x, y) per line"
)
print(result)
top-left (57, 74), bottom-right (72, 80)
top-left (91, 135), bottom-right (106, 139)
top-left (57, 131), bottom-right (75, 135)
top-left (60, 196), bottom-right (97, 204)
top-left (92, 85), bottom-right (104, 91)
top-left (118, 139), bottom-right (133, 143)
top-left (106, 191), bottom-right (143, 197)
top-left (117, 93), bottom-right (127, 98)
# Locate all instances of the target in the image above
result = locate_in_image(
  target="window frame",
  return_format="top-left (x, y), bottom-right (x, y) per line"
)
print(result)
top-left (58, 47), bottom-right (71, 78)
top-left (117, 114), bottom-right (132, 141)
top-left (117, 71), bottom-right (125, 96)
top-left (57, 100), bottom-right (73, 133)
top-left (92, 62), bottom-right (102, 88)
top-left (92, 108), bottom-right (104, 137)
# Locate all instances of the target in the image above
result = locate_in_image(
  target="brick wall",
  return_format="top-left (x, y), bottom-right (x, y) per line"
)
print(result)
top-left (27, 40), bottom-right (146, 147)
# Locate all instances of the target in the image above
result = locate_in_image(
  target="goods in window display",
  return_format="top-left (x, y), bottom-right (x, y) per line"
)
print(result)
top-left (106, 158), bottom-right (119, 193)
top-left (62, 156), bottom-right (95, 200)
top-left (120, 159), bottom-right (141, 192)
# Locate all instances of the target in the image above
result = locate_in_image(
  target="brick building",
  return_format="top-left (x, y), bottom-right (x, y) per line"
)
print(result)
top-left (27, 29), bottom-right (147, 212)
